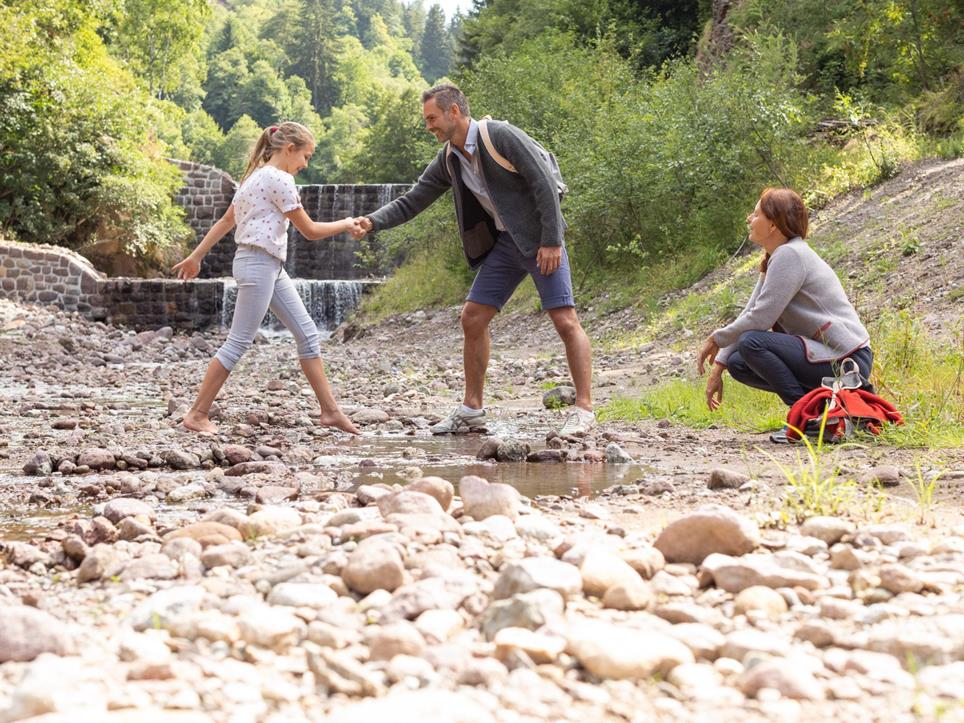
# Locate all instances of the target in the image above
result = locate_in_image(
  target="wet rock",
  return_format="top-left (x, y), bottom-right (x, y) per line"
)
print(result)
top-left (734, 585), bottom-right (789, 617)
top-left (527, 449), bottom-right (568, 463)
top-left (459, 475), bottom-right (521, 520)
top-left (860, 465), bottom-right (902, 488)
top-left (201, 541), bottom-right (252, 568)
top-left (406, 476), bottom-right (454, 511)
top-left (268, 582), bottom-right (337, 608)
top-left (162, 449), bottom-right (200, 470)
top-left (476, 437), bottom-right (502, 461)
top-left (739, 658), bottom-right (824, 700)
top-left (654, 507), bottom-right (760, 564)
top-left (495, 440), bottom-right (530, 462)
top-left (566, 620), bottom-right (694, 679)
top-left (493, 558), bottom-right (582, 600)
top-left (103, 497), bottom-right (155, 524)
top-left (480, 589), bottom-right (565, 640)
top-left (342, 536), bottom-right (405, 594)
top-left (77, 447), bottom-right (115, 470)
top-left (23, 451), bottom-right (52, 475)
top-left (542, 385), bottom-right (576, 409)
top-left (239, 506), bottom-right (302, 538)
top-left (0, 606), bottom-right (75, 662)
top-left (604, 443), bottom-right (633, 463)
top-left (707, 468), bottom-right (750, 490)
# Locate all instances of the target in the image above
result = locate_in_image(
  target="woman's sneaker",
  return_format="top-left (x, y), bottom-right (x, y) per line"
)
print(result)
top-left (559, 407), bottom-right (595, 437)
top-left (431, 406), bottom-right (487, 435)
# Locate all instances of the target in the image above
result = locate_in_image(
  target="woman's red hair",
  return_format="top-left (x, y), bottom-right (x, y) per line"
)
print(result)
top-left (759, 187), bottom-right (809, 271)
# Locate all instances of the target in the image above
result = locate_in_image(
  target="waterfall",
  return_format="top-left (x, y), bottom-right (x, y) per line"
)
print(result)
top-left (221, 278), bottom-right (237, 328)
top-left (220, 279), bottom-right (363, 337)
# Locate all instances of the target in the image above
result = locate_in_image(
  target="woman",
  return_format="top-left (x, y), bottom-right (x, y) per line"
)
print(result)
top-left (697, 187), bottom-right (873, 442)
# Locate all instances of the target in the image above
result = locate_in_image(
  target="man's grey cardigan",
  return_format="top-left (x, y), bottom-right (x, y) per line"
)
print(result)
top-left (368, 120), bottom-right (565, 268)
top-left (714, 238), bottom-right (870, 365)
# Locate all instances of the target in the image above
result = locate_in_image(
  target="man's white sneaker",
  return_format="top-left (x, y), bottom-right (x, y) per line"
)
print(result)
top-left (558, 407), bottom-right (595, 437)
top-left (431, 407), bottom-right (487, 435)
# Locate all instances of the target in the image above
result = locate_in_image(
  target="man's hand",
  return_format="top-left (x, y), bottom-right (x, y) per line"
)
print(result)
top-left (350, 216), bottom-right (373, 239)
top-left (697, 334), bottom-right (720, 375)
top-left (536, 246), bottom-right (562, 276)
top-left (172, 254), bottom-right (201, 280)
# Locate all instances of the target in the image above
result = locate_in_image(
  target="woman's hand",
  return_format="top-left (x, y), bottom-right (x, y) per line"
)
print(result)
top-left (705, 364), bottom-right (724, 411)
top-left (697, 334), bottom-right (720, 375)
top-left (172, 254), bottom-right (201, 280)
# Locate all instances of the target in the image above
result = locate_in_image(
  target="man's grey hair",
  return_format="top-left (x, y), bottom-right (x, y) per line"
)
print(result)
top-left (421, 84), bottom-right (469, 116)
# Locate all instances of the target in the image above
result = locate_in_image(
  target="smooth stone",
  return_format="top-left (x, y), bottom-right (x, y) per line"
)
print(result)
top-left (459, 475), bottom-right (521, 521)
top-left (739, 658), bottom-right (824, 700)
top-left (480, 589), bottom-right (565, 641)
top-left (130, 586), bottom-right (207, 631)
top-left (800, 516), bottom-right (854, 545)
top-left (268, 582), bottom-right (338, 608)
top-left (377, 490), bottom-right (445, 517)
top-left (580, 546), bottom-right (643, 597)
top-left (0, 606), bottom-right (75, 662)
top-left (492, 558), bottom-right (582, 600)
top-left (200, 541), bottom-right (252, 568)
top-left (239, 506), bottom-right (302, 538)
top-left (368, 622), bottom-right (426, 661)
top-left (654, 507), bottom-right (760, 564)
top-left (620, 546), bottom-right (665, 579)
top-left (702, 553), bottom-right (826, 592)
top-left (494, 627), bottom-right (566, 664)
top-left (237, 607), bottom-right (306, 651)
top-left (566, 620), bottom-right (694, 679)
top-left (342, 536), bottom-right (405, 594)
top-left (406, 476), bottom-right (455, 511)
top-left (734, 585), bottom-right (789, 618)
top-left (707, 468), bottom-right (750, 490)
top-left (602, 578), bottom-right (654, 611)
top-left (163, 521), bottom-right (242, 545)
top-left (103, 497), bottom-right (154, 524)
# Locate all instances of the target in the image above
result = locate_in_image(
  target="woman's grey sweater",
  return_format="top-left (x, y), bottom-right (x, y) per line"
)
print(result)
top-left (714, 237), bottom-right (870, 365)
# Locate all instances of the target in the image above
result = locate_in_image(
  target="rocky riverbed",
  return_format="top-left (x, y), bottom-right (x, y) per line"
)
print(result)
top-left (0, 296), bottom-right (962, 722)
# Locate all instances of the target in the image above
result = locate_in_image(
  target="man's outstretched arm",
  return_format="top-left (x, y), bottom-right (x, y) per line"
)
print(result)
top-left (358, 152), bottom-right (451, 235)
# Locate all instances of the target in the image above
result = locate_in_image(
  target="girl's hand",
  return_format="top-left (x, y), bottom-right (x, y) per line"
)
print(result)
top-left (705, 369), bottom-right (724, 411)
top-left (697, 334), bottom-right (720, 375)
top-left (172, 254), bottom-right (201, 280)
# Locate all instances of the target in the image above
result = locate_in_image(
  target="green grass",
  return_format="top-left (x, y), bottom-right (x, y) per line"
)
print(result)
top-left (360, 249), bottom-right (470, 321)
top-left (600, 378), bottom-right (786, 432)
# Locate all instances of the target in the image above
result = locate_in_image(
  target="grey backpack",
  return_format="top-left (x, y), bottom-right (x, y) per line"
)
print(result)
top-left (477, 118), bottom-right (568, 200)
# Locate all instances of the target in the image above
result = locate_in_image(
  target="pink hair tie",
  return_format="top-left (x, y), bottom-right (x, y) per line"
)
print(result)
top-left (269, 126), bottom-right (278, 134)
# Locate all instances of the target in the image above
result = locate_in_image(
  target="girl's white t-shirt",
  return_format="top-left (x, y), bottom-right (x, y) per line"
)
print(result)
top-left (232, 165), bottom-right (302, 261)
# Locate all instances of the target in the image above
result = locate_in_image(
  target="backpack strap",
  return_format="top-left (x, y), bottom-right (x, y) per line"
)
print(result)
top-left (478, 118), bottom-right (518, 174)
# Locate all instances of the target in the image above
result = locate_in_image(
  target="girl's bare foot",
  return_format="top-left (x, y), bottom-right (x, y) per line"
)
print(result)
top-left (319, 409), bottom-right (360, 435)
top-left (182, 409), bottom-right (217, 435)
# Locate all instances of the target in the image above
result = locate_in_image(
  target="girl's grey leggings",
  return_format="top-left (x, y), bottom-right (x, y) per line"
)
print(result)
top-left (215, 245), bottom-right (320, 371)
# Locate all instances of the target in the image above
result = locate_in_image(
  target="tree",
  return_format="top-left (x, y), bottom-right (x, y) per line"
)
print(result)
top-left (105, 0), bottom-right (211, 98)
top-left (202, 47), bottom-right (250, 129)
top-left (286, 0), bottom-right (343, 113)
top-left (419, 4), bottom-right (453, 82)
top-left (213, 115), bottom-right (263, 180)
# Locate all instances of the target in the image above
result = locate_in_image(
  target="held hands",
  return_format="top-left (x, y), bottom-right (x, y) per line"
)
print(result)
top-left (349, 216), bottom-right (373, 239)
top-left (536, 246), bottom-right (562, 275)
top-left (172, 254), bottom-right (201, 280)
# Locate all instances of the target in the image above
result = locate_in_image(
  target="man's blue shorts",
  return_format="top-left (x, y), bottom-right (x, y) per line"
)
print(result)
top-left (466, 232), bottom-right (575, 311)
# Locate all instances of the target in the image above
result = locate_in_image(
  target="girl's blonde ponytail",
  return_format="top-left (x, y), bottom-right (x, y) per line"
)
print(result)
top-left (239, 122), bottom-right (315, 184)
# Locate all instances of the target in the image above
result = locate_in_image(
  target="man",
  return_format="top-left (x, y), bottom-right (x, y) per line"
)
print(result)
top-left (354, 83), bottom-right (594, 436)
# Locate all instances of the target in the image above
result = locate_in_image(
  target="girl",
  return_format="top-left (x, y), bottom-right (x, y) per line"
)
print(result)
top-left (697, 187), bottom-right (873, 442)
top-left (173, 121), bottom-right (360, 435)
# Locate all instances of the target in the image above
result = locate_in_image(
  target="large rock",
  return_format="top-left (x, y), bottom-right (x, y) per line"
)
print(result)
top-left (201, 541), bottom-right (252, 568)
top-left (406, 477), bottom-right (454, 511)
top-left (76, 543), bottom-right (121, 583)
top-left (342, 536), bottom-right (405, 594)
top-left (800, 516), bottom-right (854, 545)
top-left (707, 468), bottom-right (750, 490)
top-left (492, 558), bottom-right (582, 600)
top-left (369, 622), bottom-right (426, 661)
top-left (0, 606), bottom-right (75, 662)
top-left (739, 658), bottom-right (824, 700)
top-left (701, 553), bottom-right (826, 592)
top-left (377, 490), bottom-right (445, 517)
top-left (379, 571), bottom-right (478, 622)
top-left (579, 546), bottom-right (643, 597)
top-left (602, 579), bottom-right (654, 611)
top-left (734, 585), bottom-right (789, 617)
top-left (163, 521), bottom-right (242, 546)
top-left (480, 589), bottom-right (565, 641)
top-left (459, 475), bottom-right (521, 520)
top-left (654, 507), bottom-right (759, 564)
top-left (103, 497), bottom-right (155, 524)
top-left (566, 620), bottom-right (693, 679)
top-left (77, 447), bottom-right (115, 470)
top-left (239, 506), bottom-right (302, 538)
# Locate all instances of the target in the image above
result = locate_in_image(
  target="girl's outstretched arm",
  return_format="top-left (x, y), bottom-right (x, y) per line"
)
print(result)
top-left (172, 204), bottom-right (237, 280)
top-left (285, 209), bottom-right (360, 241)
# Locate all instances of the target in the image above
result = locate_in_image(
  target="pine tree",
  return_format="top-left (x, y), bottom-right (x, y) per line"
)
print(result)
top-left (418, 4), bottom-right (452, 83)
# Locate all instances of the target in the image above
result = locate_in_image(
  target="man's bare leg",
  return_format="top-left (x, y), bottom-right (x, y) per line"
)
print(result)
top-left (547, 306), bottom-right (593, 411)
top-left (460, 301), bottom-right (499, 410)
top-left (183, 358), bottom-right (230, 434)
top-left (300, 357), bottom-right (360, 434)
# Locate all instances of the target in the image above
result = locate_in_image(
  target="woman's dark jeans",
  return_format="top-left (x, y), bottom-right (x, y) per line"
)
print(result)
top-left (726, 331), bottom-right (873, 406)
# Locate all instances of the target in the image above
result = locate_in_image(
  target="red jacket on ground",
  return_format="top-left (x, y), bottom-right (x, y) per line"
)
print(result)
top-left (786, 387), bottom-right (904, 440)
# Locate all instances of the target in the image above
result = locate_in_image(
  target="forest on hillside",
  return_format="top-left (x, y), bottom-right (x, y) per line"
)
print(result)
top-left (0, 0), bottom-right (961, 288)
